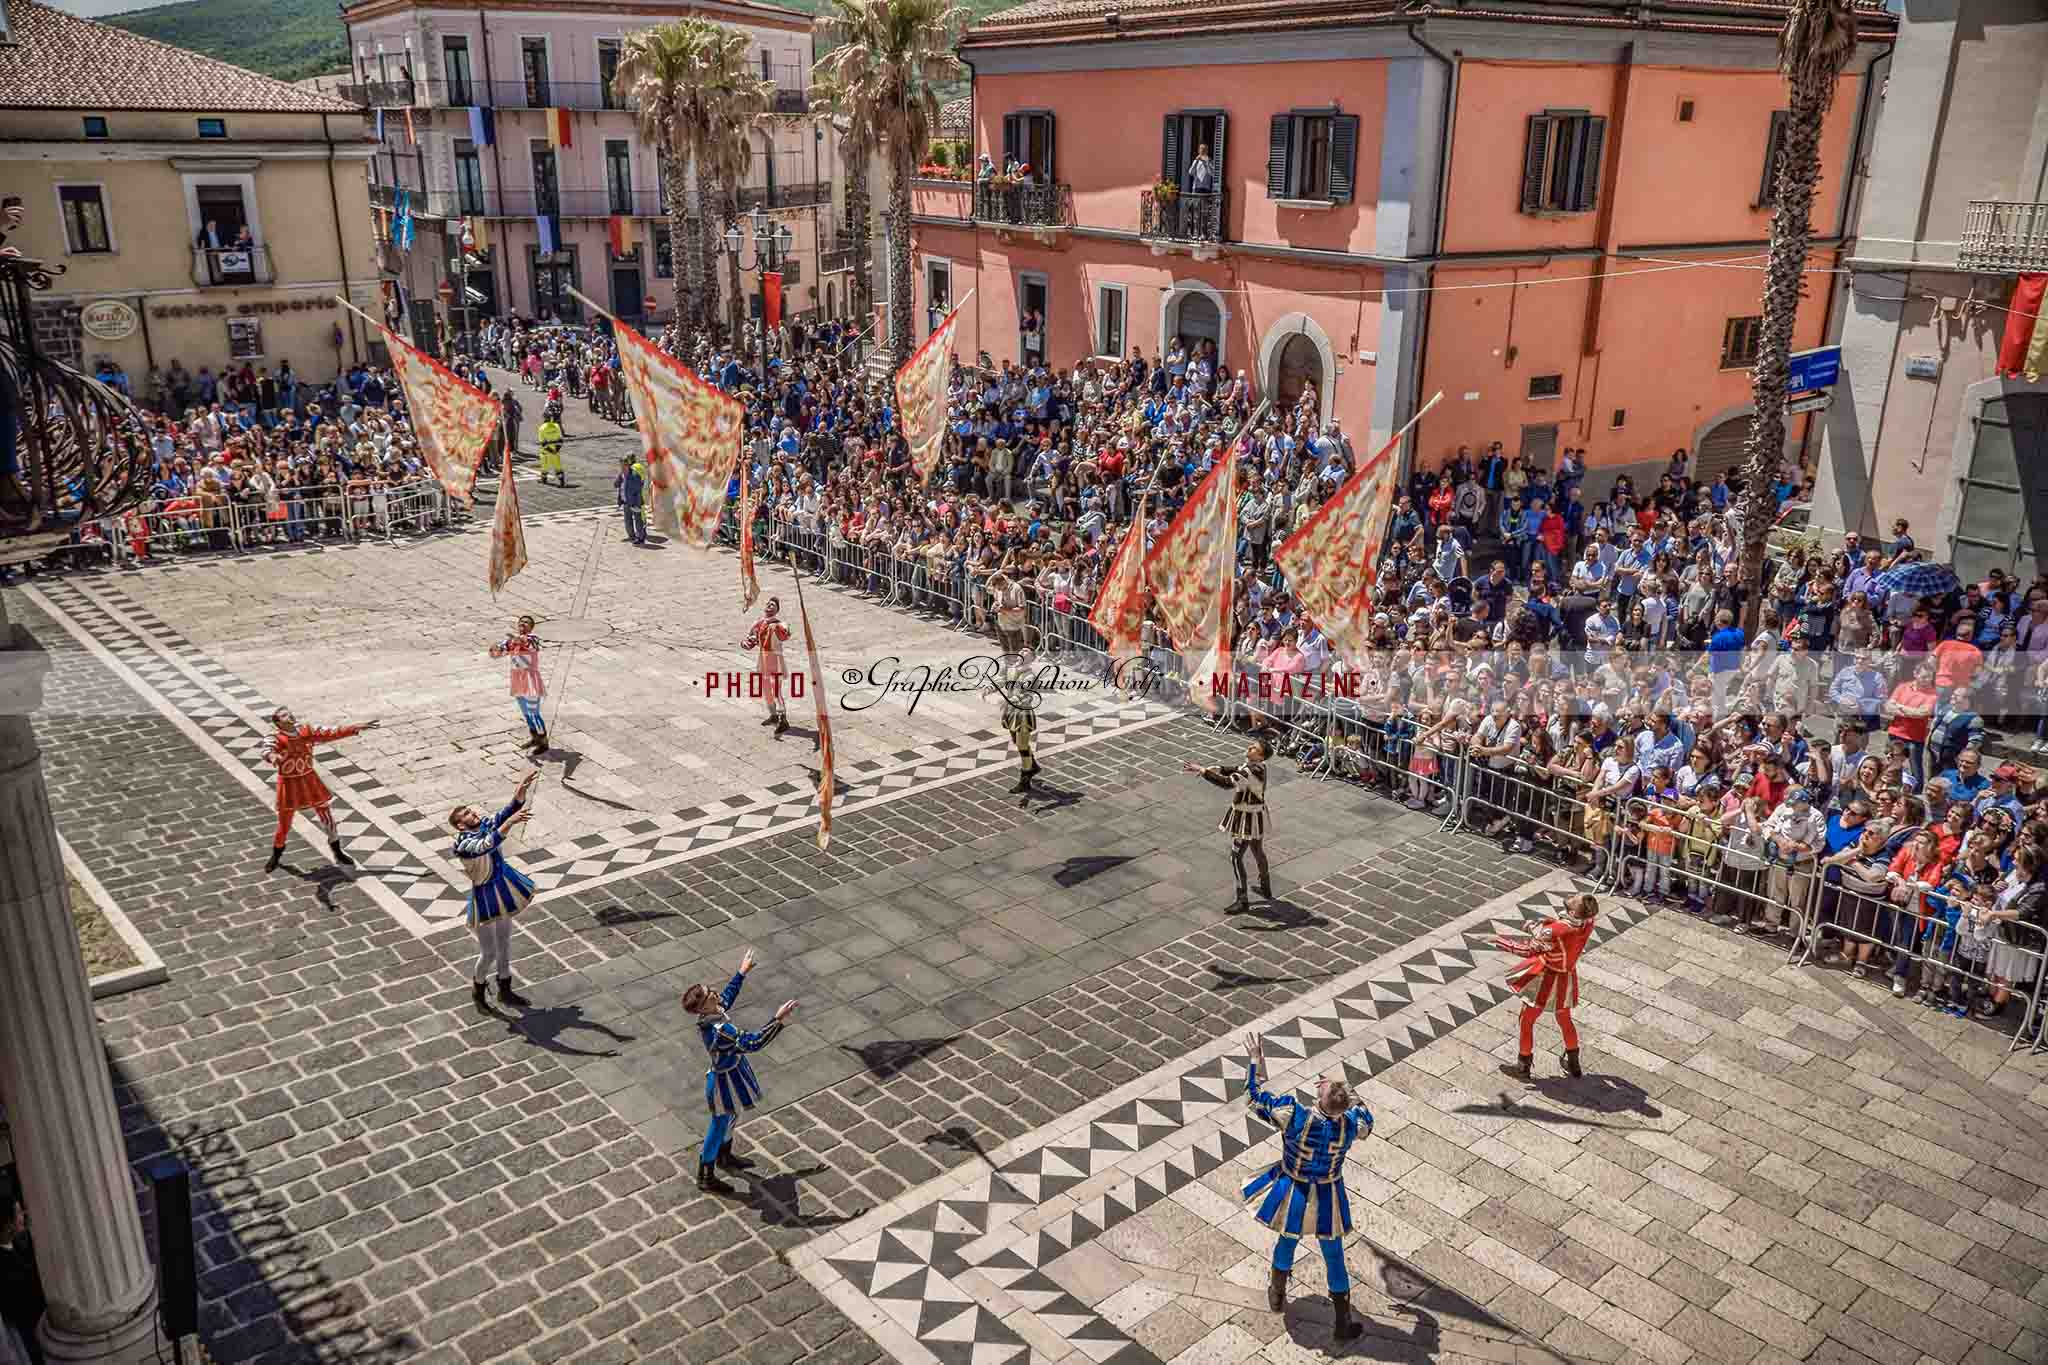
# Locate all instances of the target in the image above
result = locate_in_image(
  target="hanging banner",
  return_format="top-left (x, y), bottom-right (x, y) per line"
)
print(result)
top-left (894, 291), bottom-right (970, 484)
top-left (609, 313), bottom-right (744, 546)
top-left (1142, 457), bottom-right (1237, 713)
top-left (1087, 496), bottom-right (1149, 679)
top-left (381, 324), bottom-right (501, 503)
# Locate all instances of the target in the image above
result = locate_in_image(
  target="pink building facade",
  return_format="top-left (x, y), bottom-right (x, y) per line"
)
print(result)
top-left (340, 0), bottom-right (860, 336)
top-left (912, 0), bottom-right (1894, 489)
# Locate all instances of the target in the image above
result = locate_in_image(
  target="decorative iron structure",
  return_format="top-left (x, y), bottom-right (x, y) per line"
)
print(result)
top-left (0, 252), bottom-right (156, 567)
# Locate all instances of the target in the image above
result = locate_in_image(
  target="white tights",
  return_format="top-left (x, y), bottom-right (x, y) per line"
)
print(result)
top-left (472, 915), bottom-right (513, 982)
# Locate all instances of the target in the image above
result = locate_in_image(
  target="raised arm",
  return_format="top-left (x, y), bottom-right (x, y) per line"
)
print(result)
top-left (717, 969), bottom-right (747, 1012)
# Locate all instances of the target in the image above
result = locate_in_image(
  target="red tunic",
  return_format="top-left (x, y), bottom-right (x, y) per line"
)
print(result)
top-left (269, 724), bottom-right (360, 812)
top-left (743, 613), bottom-right (792, 701)
top-left (1497, 913), bottom-right (1598, 1012)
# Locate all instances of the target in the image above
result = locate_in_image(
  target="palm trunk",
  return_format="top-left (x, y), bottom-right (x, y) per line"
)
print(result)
top-left (848, 149), bottom-right (872, 321)
top-left (664, 152), bottom-right (700, 352)
top-left (722, 185), bottom-right (745, 350)
top-left (691, 166), bottom-right (717, 337)
top-left (1735, 70), bottom-right (1829, 636)
top-left (887, 141), bottom-right (915, 368)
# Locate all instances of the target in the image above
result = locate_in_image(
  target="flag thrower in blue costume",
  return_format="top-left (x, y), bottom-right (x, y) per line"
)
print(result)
top-left (1241, 1030), bottom-right (1375, 1342)
top-left (1184, 738), bottom-right (1273, 911)
top-left (681, 948), bottom-right (797, 1193)
top-left (449, 769), bottom-right (540, 1012)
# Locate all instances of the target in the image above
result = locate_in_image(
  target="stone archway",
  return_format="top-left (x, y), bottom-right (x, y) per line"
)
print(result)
top-left (1158, 278), bottom-right (1230, 369)
top-left (1256, 312), bottom-right (1335, 425)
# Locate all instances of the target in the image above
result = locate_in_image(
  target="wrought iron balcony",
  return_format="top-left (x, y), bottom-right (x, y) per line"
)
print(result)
top-left (1139, 187), bottom-right (1227, 245)
top-left (337, 78), bottom-right (416, 108)
top-left (819, 245), bottom-right (856, 273)
top-left (737, 182), bottom-right (830, 212)
top-left (190, 245), bottom-right (275, 289)
top-left (1958, 200), bottom-right (2048, 273)
top-left (973, 180), bottom-right (1073, 230)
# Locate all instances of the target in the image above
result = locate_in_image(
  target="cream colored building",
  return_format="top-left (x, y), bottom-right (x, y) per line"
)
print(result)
top-left (0, 0), bottom-right (382, 394)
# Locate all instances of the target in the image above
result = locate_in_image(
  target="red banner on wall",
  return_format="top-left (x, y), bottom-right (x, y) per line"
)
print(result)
top-left (763, 272), bottom-right (783, 329)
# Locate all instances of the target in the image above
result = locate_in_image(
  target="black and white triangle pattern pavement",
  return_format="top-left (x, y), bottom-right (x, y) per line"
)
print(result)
top-left (796, 877), bottom-right (1655, 1365)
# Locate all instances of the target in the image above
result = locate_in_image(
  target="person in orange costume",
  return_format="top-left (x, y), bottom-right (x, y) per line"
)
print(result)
top-left (1493, 892), bottom-right (1600, 1081)
top-left (263, 707), bottom-right (379, 871)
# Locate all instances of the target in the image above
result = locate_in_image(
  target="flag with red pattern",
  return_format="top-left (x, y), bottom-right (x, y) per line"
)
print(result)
top-left (1272, 392), bottom-right (1442, 661)
top-left (895, 302), bottom-right (960, 483)
top-left (611, 315), bottom-right (743, 547)
top-left (795, 577), bottom-right (834, 851)
top-left (1142, 457), bottom-right (1236, 712)
top-left (383, 325), bottom-right (501, 505)
top-left (739, 459), bottom-right (760, 611)
top-left (488, 458), bottom-right (527, 596)
top-left (1087, 494), bottom-right (1149, 682)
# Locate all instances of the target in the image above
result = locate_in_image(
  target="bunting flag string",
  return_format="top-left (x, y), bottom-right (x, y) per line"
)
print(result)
top-left (1142, 456), bottom-right (1237, 713)
top-left (793, 572), bottom-right (835, 851)
top-left (1272, 392), bottom-right (1443, 662)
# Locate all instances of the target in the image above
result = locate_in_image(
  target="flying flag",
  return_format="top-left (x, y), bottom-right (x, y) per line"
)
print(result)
top-left (1272, 392), bottom-right (1443, 662)
top-left (1088, 494), bottom-right (1149, 683)
top-left (394, 190), bottom-right (414, 252)
top-left (381, 325), bottom-right (502, 504)
top-left (609, 314), bottom-right (743, 546)
top-left (607, 214), bottom-right (635, 256)
top-left (537, 214), bottom-right (559, 256)
top-left (794, 575), bottom-right (834, 851)
top-left (895, 294), bottom-right (966, 483)
top-left (467, 105), bottom-right (495, 147)
top-left (738, 458), bottom-right (760, 610)
top-left (488, 457), bottom-right (528, 595)
top-left (1142, 457), bottom-right (1237, 713)
top-left (545, 108), bottom-right (573, 149)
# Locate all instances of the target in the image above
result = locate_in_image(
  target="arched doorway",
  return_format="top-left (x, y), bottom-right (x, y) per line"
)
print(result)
top-left (1175, 293), bottom-right (1220, 350)
top-left (1160, 280), bottom-right (1230, 367)
top-left (1276, 333), bottom-right (1323, 412)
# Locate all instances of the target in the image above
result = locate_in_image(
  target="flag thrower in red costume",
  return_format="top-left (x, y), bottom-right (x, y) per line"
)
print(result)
top-left (1492, 892), bottom-right (1600, 1081)
top-left (263, 707), bottom-right (380, 872)
top-left (743, 595), bottom-right (794, 736)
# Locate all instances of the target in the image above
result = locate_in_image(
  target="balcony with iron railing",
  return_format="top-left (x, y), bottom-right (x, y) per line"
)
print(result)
top-left (344, 75), bottom-right (808, 114)
top-left (1139, 187), bottom-right (1227, 247)
top-left (737, 182), bottom-right (830, 212)
top-left (972, 180), bottom-right (1073, 231)
top-left (819, 244), bottom-right (856, 273)
top-left (1958, 200), bottom-right (2048, 274)
top-left (190, 244), bottom-right (275, 289)
top-left (337, 78), bottom-right (416, 108)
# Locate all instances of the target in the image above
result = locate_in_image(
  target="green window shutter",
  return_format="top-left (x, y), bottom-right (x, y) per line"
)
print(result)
top-left (1328, 114), bottom-right (1361, 203)
top-left (1521, 114), bottom-right (1553, 213)
top-left (1162, 115), bottom-right (1180, 183)
top-left (1266, 114), bottom-right (1292, 198)
top-left (1571, 116), bottom-right (1607, 213)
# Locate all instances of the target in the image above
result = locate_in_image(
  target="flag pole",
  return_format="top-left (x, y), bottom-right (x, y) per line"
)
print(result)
top-left (332, 294), bottom-right (388, 331)
top-left (566, 286), bottom-right (624, 329)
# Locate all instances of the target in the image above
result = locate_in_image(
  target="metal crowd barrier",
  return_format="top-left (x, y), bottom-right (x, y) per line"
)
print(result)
top-left (1610, 796), bottom-right (1815, 962)
top-left (93, 479), bottom-right (453, 565)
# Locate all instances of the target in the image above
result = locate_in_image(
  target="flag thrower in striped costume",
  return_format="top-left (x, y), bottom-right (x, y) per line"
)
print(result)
top-left (738, 459), bottom-right (760, 610)
top-left (894, 289), bottom-right (973, 483)
top-left (680, 948), bottom-right (798, 1192)
top-left (1143, 453), bottom-right (1237, 712)
top-left (573, 288), bottom-right (743, 547)
top-left (1240, 1029), bottom-right (1376, 1342)
top-left (793, 569), bottom-right (835, 851)
top-left (1272, 392), bottom-right (1442, 662)
top-left (1087, 493), bottom-right (1148, 684)
top-left (338, 295), bottom-right (501, 505)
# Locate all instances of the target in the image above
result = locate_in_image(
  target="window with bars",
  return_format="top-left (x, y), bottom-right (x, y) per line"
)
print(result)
top-left (1528, 374), bottom-right (1564, 400)
top-left (1265, 109), bottom-right (1359, 203)
top-left (1721, 316), bottom-right (1763, 369)
top-left (1757, 110), bottom-right (1790, 207)
top-left (1519, 111), bottom-right (1607, 214)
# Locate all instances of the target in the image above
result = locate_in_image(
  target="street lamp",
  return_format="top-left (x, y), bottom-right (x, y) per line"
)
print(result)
top-left (722, 206), bottom-right (796, 381)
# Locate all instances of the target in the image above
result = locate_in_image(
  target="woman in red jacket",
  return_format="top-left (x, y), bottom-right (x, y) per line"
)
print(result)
top-left (1883, 828), bottom-right (1948, 997)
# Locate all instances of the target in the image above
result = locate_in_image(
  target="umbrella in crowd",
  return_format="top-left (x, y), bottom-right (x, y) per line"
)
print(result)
top-left (1873, 560), bottom-right (1961, 601)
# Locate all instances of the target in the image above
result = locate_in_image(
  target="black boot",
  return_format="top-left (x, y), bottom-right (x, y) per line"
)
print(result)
top-left (1010, 769), bottom-right (1031, 794)
top-left (1257, 880), bottom-right (1274, 900)
top-left (471, 980), bottom-right (489, 1011)
top-left (265, 845), bottom-right (283, 872)
top-left (759, 713), bottom-right (778, 727)
top-left (531, 730), bottom-right (548, 755)
top-left (497, 976), bottom-right (529, 1007)
top-left (1561, 1048), bottom-right (1583, 1078)
top-left (697, 1162), bottom-right (733, 1193)
top-left (1331, 1293), bottom-right (1363, 1342)
top-left (330, 838), bottom-right (354, 867)
top-left (717, 1140), bottom-right (754, 1172)
top-left (1267, 1268), bottom-right (1288, 1313)
top-left (774, 715), bottom-right (789, 737)
top-left (1499, 1053), bottom-right (1533, 1082)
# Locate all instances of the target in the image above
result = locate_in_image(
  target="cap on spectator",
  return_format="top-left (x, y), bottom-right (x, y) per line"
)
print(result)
top-left (1788, 786), bottom-right (1812, 805)
top-left (1995, 763), bottom-right (2020, 781)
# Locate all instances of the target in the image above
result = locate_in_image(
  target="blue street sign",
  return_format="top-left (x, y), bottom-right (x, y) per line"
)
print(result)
top-left (1786, 345), bottom-right (1841, 393)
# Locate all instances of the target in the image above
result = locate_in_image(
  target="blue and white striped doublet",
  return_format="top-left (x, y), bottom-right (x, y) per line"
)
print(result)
top-left (455, 799), bottom-right (537, 926)
top-left (1240, 1063), bottom-right (1373, 1238)
top-left (698, 972), bottom-right (786, 1117)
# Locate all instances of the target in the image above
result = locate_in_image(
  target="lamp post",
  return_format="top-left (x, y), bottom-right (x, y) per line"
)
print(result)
top-left (721, 206), bottom-right (794, 383)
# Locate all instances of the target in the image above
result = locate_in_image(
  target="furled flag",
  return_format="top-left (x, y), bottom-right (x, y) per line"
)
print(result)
top-left (467, 105), bottom-right (495, 147)
top-left (895, 299), bottom-right (961, 483)
top-left (1142, 456), bottom-right (1237, 712)
top-left (1997, 273), bottom-right (2047, 383)
top-left (610, 315), bottom-right (743, 546)
top-left (607, 214), bottom-right (635, 256)
top-left (537, 214), bottom-right (560, 256)
top-left (763, 272), bottom-right (783, 329)
top-left (738, 458), bottom-right (760, 610)
top-left (1272, 392), bottom-right (1443, 662)
top-left (545, 108), bottom-right (573, 149)
top-left (1087, 494), bottom-right (1149, 684)
top-left (488, 456), bottom-right (527, 595)
top-left (404, 106), bottom-right (417, 146)
top-left (794, 577), bottom-right (834, 851)
top-left (381, 324), bottom-right (502, 504)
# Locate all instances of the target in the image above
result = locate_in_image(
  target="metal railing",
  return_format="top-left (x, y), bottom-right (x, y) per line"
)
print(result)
top-left (109, 478), bottom-right (463, 564)
top-left (973, 181), bottom-right (1073, 229)
top-left (819, 246), bottom-right (856, 274)
top-left (738, 183), bottom-right (831, 212)
top-left (1139, 188), bottom-right (1227, 244)
top-left (1958, 200), bottom-right (2048, 273)
top-left (336, 79), bottom-right (417, 107)
top-left (190, 245), bottom-right (274, 289)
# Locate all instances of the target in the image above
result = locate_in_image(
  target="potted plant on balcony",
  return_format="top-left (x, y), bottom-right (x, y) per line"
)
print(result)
top-left (1152, 178), bottom-right (1179, 202)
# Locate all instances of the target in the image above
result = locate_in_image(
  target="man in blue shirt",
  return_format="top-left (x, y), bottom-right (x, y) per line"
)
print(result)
top-left (1707, 609), bottom-right (1745, 712)
top-left (614, 457), bottom-right (647, 545)
top-left (1936, 745), bottom-right (1989, 804)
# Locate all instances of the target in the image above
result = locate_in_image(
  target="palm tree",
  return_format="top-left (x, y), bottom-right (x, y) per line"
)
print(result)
top-left (813, 0), bottom-right (963, 368)
top-left (817, 101), bottom-right (877, 333)
top-left (612, 20), bottom-right (773, 348)
top-left (1734, 0), bottom-right (1857, 631)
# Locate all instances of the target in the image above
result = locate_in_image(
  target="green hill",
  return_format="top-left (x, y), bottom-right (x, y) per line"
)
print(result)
top-left (104, 0), bottom-right (346, 84)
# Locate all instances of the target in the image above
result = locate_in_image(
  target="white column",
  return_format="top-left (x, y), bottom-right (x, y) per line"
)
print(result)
top-left (0, 600), bottom-right (158, 1363)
